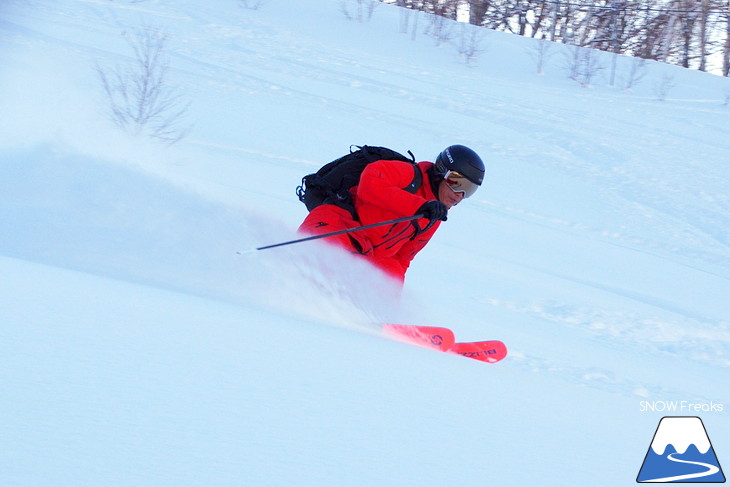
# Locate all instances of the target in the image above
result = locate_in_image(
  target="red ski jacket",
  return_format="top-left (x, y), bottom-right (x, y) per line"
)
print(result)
top-left (298, 159), bottom-right (441, 283)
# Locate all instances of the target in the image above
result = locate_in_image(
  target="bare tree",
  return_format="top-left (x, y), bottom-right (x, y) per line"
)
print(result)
top-left (530, 35), bottom-right (554, 74)
top-left (565, 44), bottom-right (605, 86)
top-left (397, 0), bottom-right (412, 33)
top-left (381, 0), bottom-right (730, 76)
top-left (239, 0), bottom-right (268, 8)
top-left (96, 25), bottom-right (191, 143)
top-left (622, 56), bottom-right (649, 89)
top-left (340, 0), bottom-right (379, 22)
top-left (468, 0), bottom-right (489, 25)
top-left (426, 9), bottom-right (454, 44)
top-left (457, 22), bottom-right (487, 63)
top-left (653, 72), bottom-right (676, 100)
top-left (722, 0), bottom-right (730, 77)
top-left (697, 0), bottom-right (711, 70)
top-left (239, 0), bottom-right (268, 9)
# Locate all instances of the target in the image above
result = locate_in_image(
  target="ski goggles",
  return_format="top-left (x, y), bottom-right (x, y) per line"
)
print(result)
top-left (444, 170), bottom-right (480, 198)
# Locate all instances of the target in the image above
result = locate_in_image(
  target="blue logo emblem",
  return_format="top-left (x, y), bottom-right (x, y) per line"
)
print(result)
top-left (637, 416), bottom-right (725, 483)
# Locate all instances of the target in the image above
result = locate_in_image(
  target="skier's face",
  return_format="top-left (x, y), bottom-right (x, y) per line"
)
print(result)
top-left (438, 180), bottom-right (465, 209)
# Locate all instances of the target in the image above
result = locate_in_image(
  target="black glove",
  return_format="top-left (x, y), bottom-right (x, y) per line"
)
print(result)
top-left (417, 200), bottom-right (448, 222)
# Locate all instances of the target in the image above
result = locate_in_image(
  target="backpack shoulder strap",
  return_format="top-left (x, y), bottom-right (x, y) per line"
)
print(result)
top-left (403, 161), bottom-right (422, 194)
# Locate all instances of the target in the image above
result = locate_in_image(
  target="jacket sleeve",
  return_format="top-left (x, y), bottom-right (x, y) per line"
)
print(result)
top-left (356, 160), bottom-right (428, 217)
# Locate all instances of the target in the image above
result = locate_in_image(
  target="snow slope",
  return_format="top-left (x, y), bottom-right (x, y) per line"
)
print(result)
top-left (1, 0), bottom-right (728, 485)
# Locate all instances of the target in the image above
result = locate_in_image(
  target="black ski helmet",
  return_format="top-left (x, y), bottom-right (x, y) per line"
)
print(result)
top-left (434, 145), bottom-right (485, 186)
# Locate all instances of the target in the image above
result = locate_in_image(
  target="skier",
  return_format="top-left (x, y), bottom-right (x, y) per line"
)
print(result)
top-left (298, 144), bottom-right (485, 285)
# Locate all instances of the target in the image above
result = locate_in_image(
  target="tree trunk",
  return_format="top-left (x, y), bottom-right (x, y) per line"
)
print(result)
top-left (722, 2), bottom-right (730, 77)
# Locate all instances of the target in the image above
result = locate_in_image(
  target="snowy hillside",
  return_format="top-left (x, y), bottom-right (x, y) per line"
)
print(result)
top-left (1, 0), bottom-right (729, 485)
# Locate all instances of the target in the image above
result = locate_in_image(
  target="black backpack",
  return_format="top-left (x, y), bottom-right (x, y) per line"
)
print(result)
top-left (296, 145), bottom-right (422, 216)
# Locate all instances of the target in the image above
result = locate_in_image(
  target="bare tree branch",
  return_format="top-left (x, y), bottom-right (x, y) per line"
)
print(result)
top-left (96, 25), bottom-right (191, 143)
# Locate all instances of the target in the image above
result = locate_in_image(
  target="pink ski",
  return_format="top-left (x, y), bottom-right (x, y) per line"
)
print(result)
top-left (383, 324), bottom-right (507, 364)
top-left (382, 324), bottom-right (455, 351)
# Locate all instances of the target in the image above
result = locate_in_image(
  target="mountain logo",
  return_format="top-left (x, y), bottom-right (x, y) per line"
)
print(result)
top-left (637, 416), bottom-right (725, 483)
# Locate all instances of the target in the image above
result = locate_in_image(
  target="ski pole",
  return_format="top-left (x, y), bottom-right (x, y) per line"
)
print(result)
top-left (238, 214), bottom-right (425, 254)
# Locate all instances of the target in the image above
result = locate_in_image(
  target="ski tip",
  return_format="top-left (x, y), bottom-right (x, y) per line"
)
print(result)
top-left (450, 340), bottom-right (507, 364)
